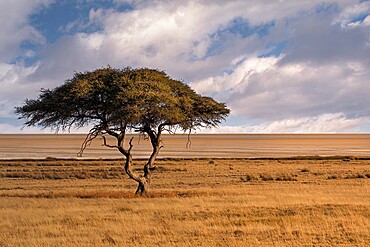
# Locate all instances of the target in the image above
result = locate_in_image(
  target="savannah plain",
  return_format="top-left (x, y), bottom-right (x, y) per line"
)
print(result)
top-left (0, 134), bottom-right (369, 246)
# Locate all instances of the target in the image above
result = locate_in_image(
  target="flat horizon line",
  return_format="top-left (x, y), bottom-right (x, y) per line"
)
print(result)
top-left (1, 133), bottom-right (370, 135)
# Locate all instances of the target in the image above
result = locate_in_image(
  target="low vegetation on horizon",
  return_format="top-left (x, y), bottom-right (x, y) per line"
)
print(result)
top-left (0, 157), bottom-right (369, 246)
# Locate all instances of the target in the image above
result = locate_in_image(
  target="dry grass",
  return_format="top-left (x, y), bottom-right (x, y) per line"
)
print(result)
top-left (0, 157), bottom-right (369, 246)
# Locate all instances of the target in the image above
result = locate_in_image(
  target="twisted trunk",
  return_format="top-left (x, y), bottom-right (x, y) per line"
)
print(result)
top-left (124, 153), bottom-right (149, 195)
top-left (117, 145), bottom-right (147, 195)
top-left (131, 125), bottom-right (162, 195)
top-left (118, 139), bottom-right (160, 195)
top-left (136, 145), bottom-right (160, 194)
top-left (102, 125), bottom-right (164, 195)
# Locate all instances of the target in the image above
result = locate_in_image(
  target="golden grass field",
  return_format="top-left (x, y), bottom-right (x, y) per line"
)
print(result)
top-left (0, 134), bottom-right (369, 246)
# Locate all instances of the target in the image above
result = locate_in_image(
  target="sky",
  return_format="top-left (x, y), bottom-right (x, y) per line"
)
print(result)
top-left (0, 0), bottom-right (370, 134)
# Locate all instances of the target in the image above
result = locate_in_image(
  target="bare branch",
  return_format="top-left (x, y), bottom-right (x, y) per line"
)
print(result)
top-left (163, 128), bottom-right (175, 134)
top-left (186, 129), bottom-right (192, 149)
top-left (102, 135), bottom-right (119, 149)
top-left (128, 137), bottom-right (134, 152)
top-left (106, 129), bottom-right (119, 138)
top-left (78, 127), bottom-right (100, 157)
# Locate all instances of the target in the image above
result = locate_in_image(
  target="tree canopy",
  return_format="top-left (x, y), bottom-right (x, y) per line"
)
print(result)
top-left (17, 67), bottom-right (229, 134)
top-left (16, 67), bottom-right (230, 194)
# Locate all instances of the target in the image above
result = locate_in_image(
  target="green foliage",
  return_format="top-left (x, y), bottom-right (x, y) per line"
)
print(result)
top-left (16, 67), bottom-right (229, 133)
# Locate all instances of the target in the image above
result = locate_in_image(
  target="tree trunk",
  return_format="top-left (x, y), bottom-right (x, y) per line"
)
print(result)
top-left (135, 179), bottom-right (149, 195)
top-left (122, 149), bottom-right (152, 195)
top-left (117, 134), bottom-right (161, 196)
top-left (100, 130), bottom-right (159, 195)
top-left (119, 147), bottom-right (148, 195)
top-left (139, 145), bottom-right (160, 195)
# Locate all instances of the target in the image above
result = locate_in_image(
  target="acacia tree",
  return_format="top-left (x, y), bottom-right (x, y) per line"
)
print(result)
top-left (16, 67), bottom-right (229, 194)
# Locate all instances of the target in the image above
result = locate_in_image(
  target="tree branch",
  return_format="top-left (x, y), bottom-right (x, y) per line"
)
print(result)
top-left (105, 129), bottom-right (119, 138)
top-left (128, 137), bottom-right (134, 152)
top-left (186, 129), bottom-right (192, 149)
top-left (101, 135), bottom-right (119, 149)
top-left (78, 127), bottom-right (100, 157)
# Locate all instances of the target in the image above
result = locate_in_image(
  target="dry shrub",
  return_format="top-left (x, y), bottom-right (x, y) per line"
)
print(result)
top-left (259, 174), bottom-right (274, 181)
top-left (241, 174), bottom-right (257, 182)
top-left (345, 174), bottom-right (366, 179)
top-left (208, 160), bottom-right (215, 164)
top-left (275, 175), bottom-right (297, 181)
top-left (102, 232), bottom-right (117, 245)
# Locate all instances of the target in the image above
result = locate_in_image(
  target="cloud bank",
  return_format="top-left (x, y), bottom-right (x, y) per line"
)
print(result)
top-left (0, 0), bottom-right (369, 133)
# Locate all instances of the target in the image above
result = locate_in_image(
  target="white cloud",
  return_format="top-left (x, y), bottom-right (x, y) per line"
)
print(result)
top-left (190, 53), bottom-right (370, 123)
top-left (0, 63), bottom-right (45, 121)
top-left (1, 0), bottom-right (370, 133)
top-left (0, 122), bottom-right (100, 134)
top-left (333, 1), bottom-right (370, 27)
top-left (34, 0), bottom-right (355, 81)
top-left (189, 56), bottom-right (281, 96)
top-left (0, 0), bottom-right (52, 118)
top-left (3, 112), bottom-right (367, 134)
top-left (25, 0), bottom-right (362, 84)
top-left (0, 124), bottom-right (51, 134)
top-left (348, 14), bottom-right (370, 27)
top-left (0, 0), bottom-right (50, 62)
top-left (201, 113), bottom-right (369, 133)
top-left (248, 113), bottom-right (369, 133)
top-left (364, 15), bottom-right (370, 25)
top-left (0, 62), bottom-right (41, 113)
